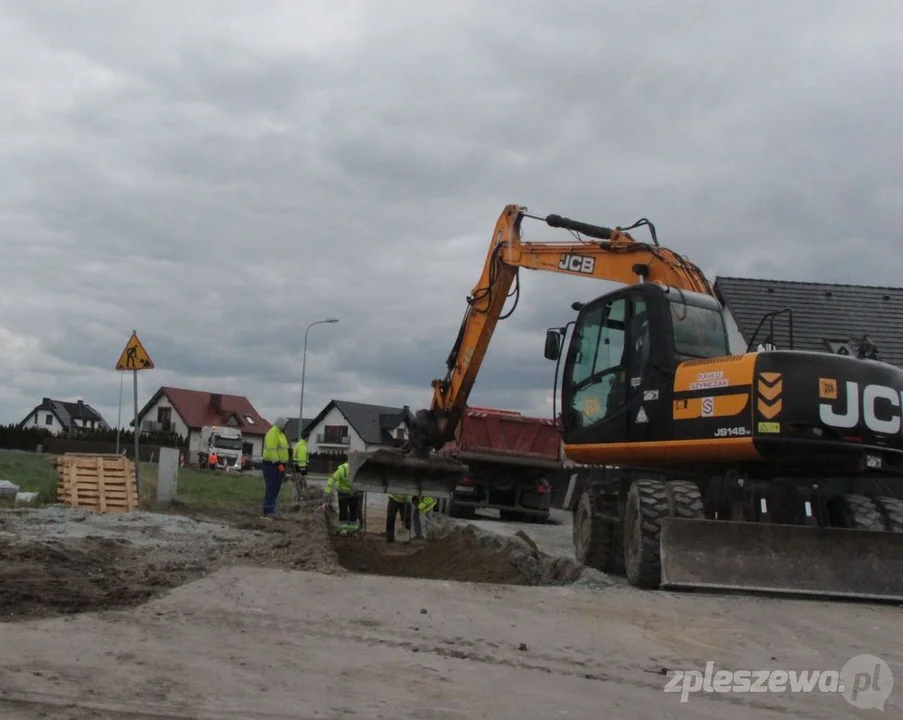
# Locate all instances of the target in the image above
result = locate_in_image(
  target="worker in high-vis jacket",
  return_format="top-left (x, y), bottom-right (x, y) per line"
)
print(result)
top-left (324, 461), bottom-right (362, 534)
top-left (261, 416), bottom-right (291, 518)
top-left (290, 436), bottom-right (309, 511)
top-left (386, 492), bottom-right (413, 543)
top-left (412, 496), bottom-right (437, 540)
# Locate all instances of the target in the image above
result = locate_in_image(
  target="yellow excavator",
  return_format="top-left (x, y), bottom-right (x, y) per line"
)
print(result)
top-left (350, 204), bottom-right (903, 601)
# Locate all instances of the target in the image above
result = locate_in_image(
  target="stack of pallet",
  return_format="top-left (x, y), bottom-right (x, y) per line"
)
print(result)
top-left (56, 453), bottom-right (139, 513)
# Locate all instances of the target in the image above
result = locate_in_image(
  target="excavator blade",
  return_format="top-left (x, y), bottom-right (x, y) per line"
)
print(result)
top-left (659, 518), bottom-right (903, 603)
top-left (348, 449), bottom-right (467, 498)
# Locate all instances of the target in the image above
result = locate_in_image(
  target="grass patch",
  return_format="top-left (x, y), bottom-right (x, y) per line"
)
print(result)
top-left (0, 450), bottom-right (59, 504)
top-left (140, 465), bottom-right (271, 508)
top-left (0, 450), bottom-right (300, 511)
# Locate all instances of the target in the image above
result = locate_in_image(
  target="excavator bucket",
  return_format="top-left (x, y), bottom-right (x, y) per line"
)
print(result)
top-left (348, 449), bottom-right (467, 498)
top-left (659, 518), bottom-right (903, 602)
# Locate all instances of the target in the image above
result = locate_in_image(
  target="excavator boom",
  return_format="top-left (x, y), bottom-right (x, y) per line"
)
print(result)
top-left (350, 204), bottom-right (711, 495)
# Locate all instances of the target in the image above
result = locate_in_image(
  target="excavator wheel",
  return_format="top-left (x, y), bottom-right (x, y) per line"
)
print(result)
top-left (829, 494), bottom-right (885, 531)
top-left (872, 496), bottom-right (903, 532)
top-left (624, 478), bottom-right (668, 589)
top-left (573, 490), bottom-right (612, 571)
top-left (664, 480), bottom-right (705, 521)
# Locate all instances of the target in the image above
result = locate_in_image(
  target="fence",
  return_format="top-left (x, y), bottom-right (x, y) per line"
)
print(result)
top-left (40, 438), bottom-right (190, 465)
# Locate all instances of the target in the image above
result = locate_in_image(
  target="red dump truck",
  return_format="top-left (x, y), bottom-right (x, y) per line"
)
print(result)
top-left (436, 406), bottom-right (563, 523)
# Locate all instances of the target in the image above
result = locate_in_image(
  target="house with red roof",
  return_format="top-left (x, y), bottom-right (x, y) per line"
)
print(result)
top-left (133, 386), bottom-right (271, 459)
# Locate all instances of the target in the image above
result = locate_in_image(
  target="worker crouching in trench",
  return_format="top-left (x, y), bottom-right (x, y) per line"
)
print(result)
top-left (323, 461), bottom-right (362, 535)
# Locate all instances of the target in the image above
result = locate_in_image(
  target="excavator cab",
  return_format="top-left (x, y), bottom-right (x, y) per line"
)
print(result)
top-left (545, 282), bottom-right (730, 451)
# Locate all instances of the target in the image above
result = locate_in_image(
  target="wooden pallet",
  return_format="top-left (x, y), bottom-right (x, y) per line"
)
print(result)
top-left (56, 453), bottom-right (139, 512)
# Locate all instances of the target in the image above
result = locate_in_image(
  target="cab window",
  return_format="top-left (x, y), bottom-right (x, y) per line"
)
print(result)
top-left (671, 302), bottom-right (729, 358)
top-left (567, 297), bottom-right (626, 426)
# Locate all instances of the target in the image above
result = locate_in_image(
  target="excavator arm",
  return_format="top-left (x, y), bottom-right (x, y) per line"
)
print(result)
top-left (349, 203), bottom-right (713, 496)
top-left (408, 203), bottom-right (713, 452)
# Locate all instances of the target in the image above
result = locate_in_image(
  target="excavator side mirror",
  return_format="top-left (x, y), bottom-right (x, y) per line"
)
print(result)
top-left (544, 329), bottom-right (561, 361)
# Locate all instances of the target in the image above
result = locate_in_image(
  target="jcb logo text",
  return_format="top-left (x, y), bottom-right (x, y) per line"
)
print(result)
top-left (558, 254), bottom-right (595, 274)
top-left (819, 381), bottom-right (903, 435)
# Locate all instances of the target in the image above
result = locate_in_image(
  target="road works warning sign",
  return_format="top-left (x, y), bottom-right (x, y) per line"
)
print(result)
top-left (116, 332), bottom-right (155, 370)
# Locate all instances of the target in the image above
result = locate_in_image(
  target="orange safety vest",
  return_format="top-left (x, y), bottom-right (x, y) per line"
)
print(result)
top-left (209, 452), bottom-right (218, 464)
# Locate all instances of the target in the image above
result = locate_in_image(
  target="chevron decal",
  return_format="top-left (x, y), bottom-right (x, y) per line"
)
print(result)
top-left (757, 372), bottom-right (783, 420)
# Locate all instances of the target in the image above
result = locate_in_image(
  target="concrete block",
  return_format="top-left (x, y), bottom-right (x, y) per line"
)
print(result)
top-left (157, 447), bottom-right (180, 505)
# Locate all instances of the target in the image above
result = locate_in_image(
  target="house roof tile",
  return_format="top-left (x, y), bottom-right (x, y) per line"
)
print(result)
top-left (305, 399), bottom-right (413, 445)
top-left (136, 386), bottom-right (271, 435)
top-left (18, 397), bottom-right (110, 431)
top-left (715, 276), bottom-right (903, 367)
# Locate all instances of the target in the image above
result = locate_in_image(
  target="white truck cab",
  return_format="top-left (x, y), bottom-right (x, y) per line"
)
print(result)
top-left (198, 425), bottom-right (245, 471)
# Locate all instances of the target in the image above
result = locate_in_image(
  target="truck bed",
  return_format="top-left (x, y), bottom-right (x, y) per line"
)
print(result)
top-left (438, 407), bottom-right (562, 467)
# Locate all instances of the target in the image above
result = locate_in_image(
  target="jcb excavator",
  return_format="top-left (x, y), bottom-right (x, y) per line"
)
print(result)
top-left (350, 204), bottom-right (903, 601)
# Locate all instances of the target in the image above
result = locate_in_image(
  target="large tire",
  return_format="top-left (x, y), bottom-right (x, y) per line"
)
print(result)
top-left (872, 496), bottom-right (903, 532)
top-left (624, 478), bottom-right (668, 589)
top-left (832, 494), bottom-right (885, 530)
top-left (572, 490), bottom-right (612, 571)
top-left (664, 480), bottom-right (705, 520)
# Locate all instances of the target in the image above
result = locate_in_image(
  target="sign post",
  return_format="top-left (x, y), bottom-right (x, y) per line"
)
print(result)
top-left (115, 330), bottom-right (155, 495)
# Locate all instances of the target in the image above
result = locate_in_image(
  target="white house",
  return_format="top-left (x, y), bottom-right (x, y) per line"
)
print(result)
top-left (18, 398), bottom-right (111, 435)
top-left (302, 399), bottom-right (413, 455)
top-left (133, 386), bottom-right (271, 458)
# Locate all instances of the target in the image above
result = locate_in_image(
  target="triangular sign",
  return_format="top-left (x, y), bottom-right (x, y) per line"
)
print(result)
top-left (116, 332), bottom-right (155, 371)
top-left (636, 406), bottom-right (648, 423)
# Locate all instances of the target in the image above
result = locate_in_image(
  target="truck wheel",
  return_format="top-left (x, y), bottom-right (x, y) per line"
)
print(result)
top-left (872, 496), bottom-right (903, 532)
top-left (624, 478), bottom-right (668, 589)
top-left (829, 494), bottom-right (884, 531)
top-left (573, 490), bottom-right (612, 571)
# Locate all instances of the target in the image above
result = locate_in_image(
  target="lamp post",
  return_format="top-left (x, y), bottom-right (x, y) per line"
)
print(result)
top-left (299, 318), bottom-right (339, 442)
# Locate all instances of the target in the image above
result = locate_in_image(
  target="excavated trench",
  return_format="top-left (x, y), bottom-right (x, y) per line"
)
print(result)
top-left (329, 508), bottom-right (586, 587)
top-left (0, 488), bottom-right (599, 622)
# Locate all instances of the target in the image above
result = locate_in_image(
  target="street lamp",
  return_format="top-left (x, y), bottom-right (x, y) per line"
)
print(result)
top-left (298, 318), bottom-right (339, 442)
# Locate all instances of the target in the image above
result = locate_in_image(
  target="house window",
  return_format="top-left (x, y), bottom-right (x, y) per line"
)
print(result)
top-left (323, 425), bottom-right (348, 443)
top-left (395, 428), bottom-right (405, 440)
top-left (157, 407), bottom-right (172, 424)
top-left (45, 414), bottom-right (53, 425)
top-left (244, 415), bottom-right (255, 425)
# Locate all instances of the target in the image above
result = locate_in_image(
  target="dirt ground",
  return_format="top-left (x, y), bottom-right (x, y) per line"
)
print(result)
top-left (0, 502), bottom-right (341, 621)
top-left (1, 502), bottom-right (902, 718)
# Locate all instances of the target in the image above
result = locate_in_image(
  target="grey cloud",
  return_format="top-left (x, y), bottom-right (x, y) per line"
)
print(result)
top-left (0, 0), bottom-right (900, 430)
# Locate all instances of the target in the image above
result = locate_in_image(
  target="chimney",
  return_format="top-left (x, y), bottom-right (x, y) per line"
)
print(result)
top-left (42, 397), bottom-right (50, 406)
top-left (210, 393), bottom-right (223, 411)
top-left (77, 400), bottom-right (84, 415)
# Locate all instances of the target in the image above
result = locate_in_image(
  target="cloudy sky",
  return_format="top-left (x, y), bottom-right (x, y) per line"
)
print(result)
top-left (0, 0), bottom-right (900, 430)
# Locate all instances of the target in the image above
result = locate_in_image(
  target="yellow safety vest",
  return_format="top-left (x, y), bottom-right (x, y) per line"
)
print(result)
top-left (327, 463), bottom-right (352, 495)
top-left (263, 425), bottom-right (290, 463)
top-left (293, 439), bottom-right (308, 467)
top-left (418, 497), bottom-right (437, 514)
top-left (388, 493), bottom-right (411, 503)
